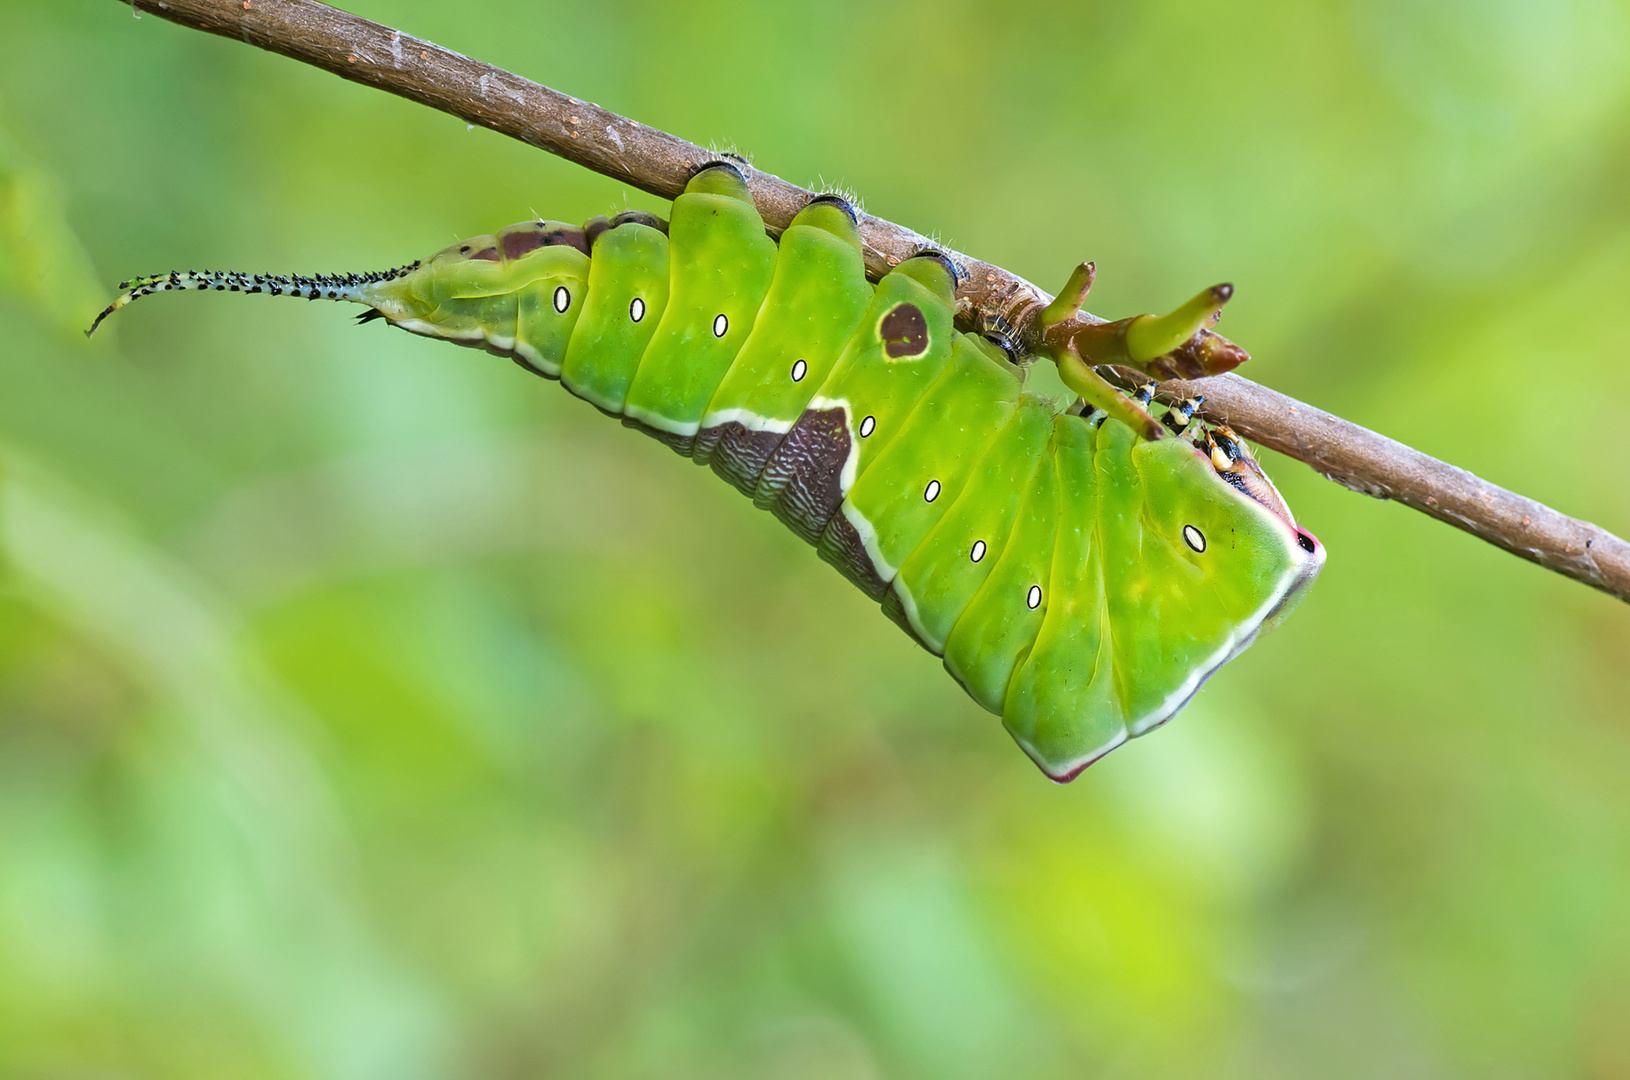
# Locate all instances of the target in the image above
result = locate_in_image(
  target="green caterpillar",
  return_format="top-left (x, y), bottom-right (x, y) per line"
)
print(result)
top-left (89, 162), bottom-right (1324, 781)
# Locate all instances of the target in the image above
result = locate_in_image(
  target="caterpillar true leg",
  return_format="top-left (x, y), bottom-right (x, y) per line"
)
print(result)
top-left (1162, 395), bottom-right (1204, 436)
top-left (1204, 426), bottom-right (1299, 530)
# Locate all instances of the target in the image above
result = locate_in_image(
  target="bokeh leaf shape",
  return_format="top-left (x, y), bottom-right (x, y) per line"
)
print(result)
top-left (0, 119), bottom-right (103, 339)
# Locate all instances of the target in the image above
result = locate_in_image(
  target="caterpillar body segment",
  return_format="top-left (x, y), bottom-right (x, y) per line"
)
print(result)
top-left (623, 166), bottom-right (778, 445)
top-left (693, 192), bottom-right (873, 485)
top-left (91, 163), bottom-right (1325, 781)
top-left (561, 216), bottom-right (669, 407)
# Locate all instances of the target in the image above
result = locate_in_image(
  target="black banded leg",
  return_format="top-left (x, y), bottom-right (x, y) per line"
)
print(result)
top-left (1070, 399), bottom-right (1108, 427)
top-left (1206, 426), bottom-right (1245, 469)
top-left (1202, 424), bottom-right (1301, 526)
top-left (1162, 395), bottom-right (1203, 435)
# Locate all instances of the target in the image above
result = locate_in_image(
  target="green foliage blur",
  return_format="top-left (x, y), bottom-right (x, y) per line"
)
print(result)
top-left (2, 1), bottom-right (1628, 1076)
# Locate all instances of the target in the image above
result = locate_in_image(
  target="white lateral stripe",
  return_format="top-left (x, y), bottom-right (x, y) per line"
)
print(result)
top-left (892, 578), bottom-right (944, 654)
top-left (840, 500), bottom-right (897, 584)
top-left (698, 407), bottom-right (795, 435)
top-left (394, 318), bottom-right (479, 343)
top-left (1031, 728), bottom-right (1130, 781)
top-left (511, 339), bottom-right (562, 376)
top-left (620, 404), bottom-right (700, 437)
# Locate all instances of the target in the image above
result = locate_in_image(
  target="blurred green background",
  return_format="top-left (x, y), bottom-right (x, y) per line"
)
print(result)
top-left (2, 1), bottom-right (1629, 1077)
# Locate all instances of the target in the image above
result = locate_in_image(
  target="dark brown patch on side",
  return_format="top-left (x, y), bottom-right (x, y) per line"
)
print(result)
top-left (690, 423), bottom-right (724, 467)
top-left (754, 408), bottom-right (851, 544)
top-left (545, 226), bottom-right (592, 257)
top-left (696, 422), bottom-right (787, 495)
top-left (620, 415), bottom-right (697, 457)
top-left (469, 247), bottom-right (501, 262)
top-left (881, 585), bottom-right (937, 653)
top-left (501, 230), bottom-right (546, 260)
top-left (881, 303), bottom-right (929, 358)
top-left (817, 512), bottom-right (890, 601)
top-left (498, 223), bottom-right (592, 261)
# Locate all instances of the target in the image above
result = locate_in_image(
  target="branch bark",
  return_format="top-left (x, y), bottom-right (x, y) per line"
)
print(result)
top-left (112, 0), bottom-right (1630, 604)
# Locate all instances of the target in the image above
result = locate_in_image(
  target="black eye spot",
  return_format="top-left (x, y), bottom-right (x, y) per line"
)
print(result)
top-left (1297, 534), bottom-right (1316, 553)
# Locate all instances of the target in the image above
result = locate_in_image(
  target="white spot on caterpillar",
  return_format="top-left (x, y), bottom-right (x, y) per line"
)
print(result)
top-left (630, 296), bottom-right (645, 322)
top-left (970, 540), bottom-right (986, 563)
top-left (712, 313), bottom-right (728, 337)
top-left (859, 415), bottom-right (876, 438)
top-left (553, 286), bottom-right (570, 313)
top-left (790, 359), bottom-right (807, 382)
top-left (1026, 585), bottom-right (1042, 609)
top-left (924, 480), bottom-right (940, 503)
top-left (1183, 525), bottom-right (1206, 552)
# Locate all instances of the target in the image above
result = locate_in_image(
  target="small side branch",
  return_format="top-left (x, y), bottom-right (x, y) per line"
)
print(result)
top-left (110, 0), bottom-right (1630, 604)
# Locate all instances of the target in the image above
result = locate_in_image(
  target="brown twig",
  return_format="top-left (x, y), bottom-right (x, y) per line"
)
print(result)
top-left (110, 0), bottom-right (1630, 604)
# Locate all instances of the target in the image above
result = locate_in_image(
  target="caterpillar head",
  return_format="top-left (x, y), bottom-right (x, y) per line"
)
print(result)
top-left (1125, 433), bottom-right (1326, 687)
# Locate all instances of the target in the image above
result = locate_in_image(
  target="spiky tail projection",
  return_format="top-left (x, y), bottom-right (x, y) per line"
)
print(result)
top-left (87, 163), bottom-right (1324, 781)
top-left (85, 264), bottom-right (423, 337)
